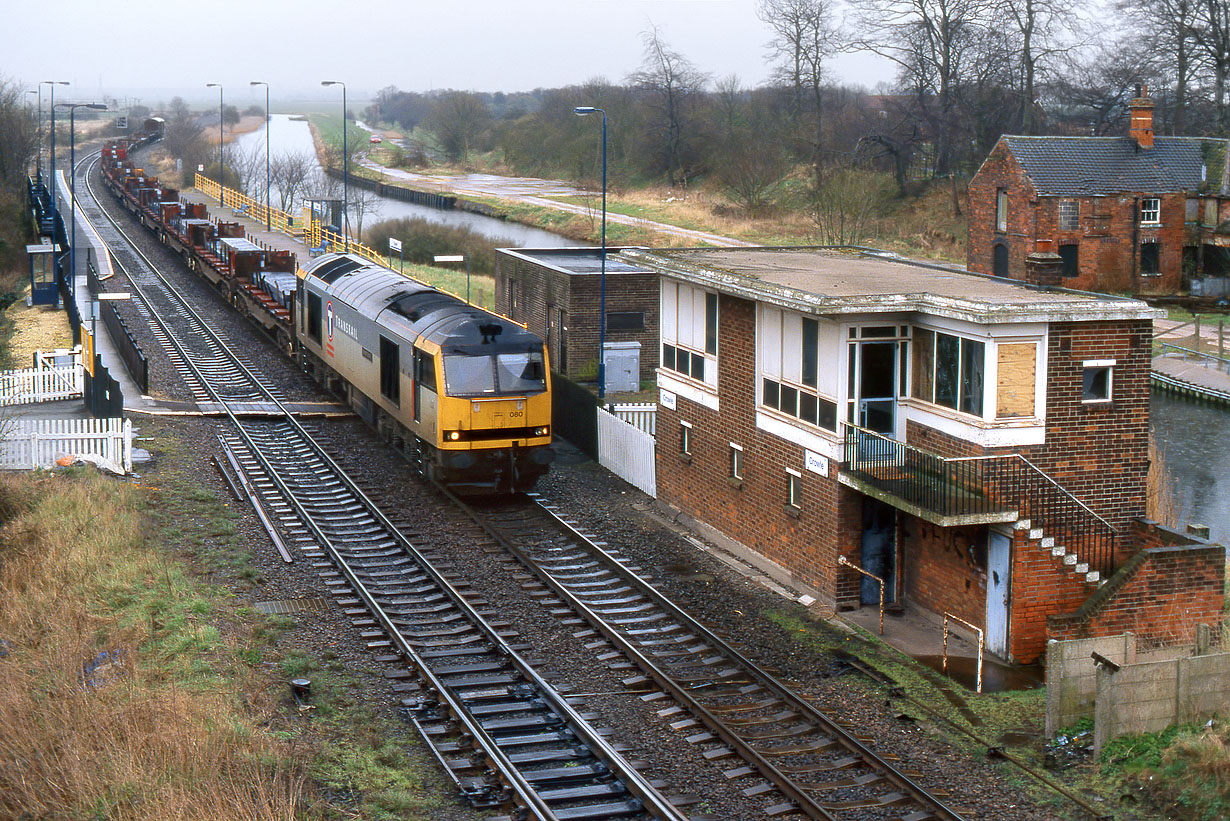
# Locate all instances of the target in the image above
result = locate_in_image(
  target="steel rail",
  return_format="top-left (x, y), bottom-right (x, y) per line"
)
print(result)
top-left (450, 488), bottom-right (968, 821)
top-left (82, 154), bottom-right (684, 821)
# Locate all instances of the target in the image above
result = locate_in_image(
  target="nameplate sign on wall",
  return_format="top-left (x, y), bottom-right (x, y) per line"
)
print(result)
top-left (805, 450), bottom-right (828, 476)
top-left (660, 389), bottom-right (677, 410)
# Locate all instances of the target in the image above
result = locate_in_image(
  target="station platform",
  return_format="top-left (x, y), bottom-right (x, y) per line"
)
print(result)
top-left (179, 188), bottom-right (311, 260)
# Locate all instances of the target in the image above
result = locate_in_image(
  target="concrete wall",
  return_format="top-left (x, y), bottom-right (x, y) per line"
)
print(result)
top-left (1094, 651), bottom-right (1230, 753)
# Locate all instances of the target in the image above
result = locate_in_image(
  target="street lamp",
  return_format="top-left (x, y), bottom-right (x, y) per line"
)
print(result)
top-left (59, 102), bottom-right (107, 301)
top-left (43, 80), bottom-right (69, 211)
top-left (206, 83), bottom-right (223, 204)
top-left (574, 105), bottom-right (608, 399)
top-left (321, 80), bottom-right (348, 251)
top-left (250, 81), bottom-right (271, 230)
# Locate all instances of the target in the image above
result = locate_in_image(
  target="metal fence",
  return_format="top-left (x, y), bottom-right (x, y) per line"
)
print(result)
top-left (0, 417), bottom-right (132, 473)
top-left (843, 425), bottom-right (1119, 577)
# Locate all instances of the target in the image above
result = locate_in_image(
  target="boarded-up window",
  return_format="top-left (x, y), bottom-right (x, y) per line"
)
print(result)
top-left (997, 343), bottom-right (1036, 418)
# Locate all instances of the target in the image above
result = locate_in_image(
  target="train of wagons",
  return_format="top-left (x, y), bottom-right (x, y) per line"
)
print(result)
top-left (99, 137), bottom-right (554, 493)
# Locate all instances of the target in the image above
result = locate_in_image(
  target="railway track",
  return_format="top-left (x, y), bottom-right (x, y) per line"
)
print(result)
top-left (448, 491), bottom-right (971, 821)
top-left (80, 153), bottom-right (688, 821)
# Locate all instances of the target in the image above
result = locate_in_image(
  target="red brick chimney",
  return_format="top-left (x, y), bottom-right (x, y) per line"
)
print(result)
top-left (1024, 248), bottom-right (1063, 288)
top-left (1129, 84), bottom-right (1154, 149)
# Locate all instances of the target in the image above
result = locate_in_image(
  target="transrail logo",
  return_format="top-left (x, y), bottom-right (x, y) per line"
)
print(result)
top-left (325, 300), bottom-right (334, 357)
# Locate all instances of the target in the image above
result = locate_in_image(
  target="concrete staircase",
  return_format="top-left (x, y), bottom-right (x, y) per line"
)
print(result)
top-left (1015, 519), bottom-right (1105, 588)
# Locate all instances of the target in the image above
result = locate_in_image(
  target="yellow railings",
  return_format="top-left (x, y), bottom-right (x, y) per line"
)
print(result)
top-left (193, 173), bottom-right (295, 234)
top-left (299, 205), bottom-right (387, 268)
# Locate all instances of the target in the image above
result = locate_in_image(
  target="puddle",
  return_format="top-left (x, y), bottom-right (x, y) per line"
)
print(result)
top-left (661, 562), bottom-right (715, 583)
top-left (912, 654), bottom-right (1044, 693)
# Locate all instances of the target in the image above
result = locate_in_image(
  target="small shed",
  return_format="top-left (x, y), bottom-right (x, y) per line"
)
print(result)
top-left (26, 242), bottom-right (61, 307)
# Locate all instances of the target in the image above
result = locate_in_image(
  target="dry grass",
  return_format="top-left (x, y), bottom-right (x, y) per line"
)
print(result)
top-left (0, 471), bottom-right (307, 820)
top-left (0, 280), bottom-right (75, 369)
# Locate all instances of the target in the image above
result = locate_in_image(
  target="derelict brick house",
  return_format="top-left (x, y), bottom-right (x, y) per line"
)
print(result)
top-left (627, 246), bottom-right (1224, 664)
top-left (494, 247), bottom-right (656, 386)
top-left (968, 88), bottom-right (1230, 296)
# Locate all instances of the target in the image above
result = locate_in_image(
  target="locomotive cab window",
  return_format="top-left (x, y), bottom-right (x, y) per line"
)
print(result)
top-left (443, 350), bottom-right (546, 397)
top-left (379, 336), bottom-right (400, 404)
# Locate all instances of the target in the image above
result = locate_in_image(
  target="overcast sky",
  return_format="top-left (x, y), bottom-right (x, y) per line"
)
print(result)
top-left (8, 0), bottom-right (895, 107)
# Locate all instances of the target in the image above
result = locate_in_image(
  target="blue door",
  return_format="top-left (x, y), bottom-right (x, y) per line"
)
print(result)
top-left (860, 499), bottom-right (897, 604)
top-left (986, 530), bottom-right (1011, 656)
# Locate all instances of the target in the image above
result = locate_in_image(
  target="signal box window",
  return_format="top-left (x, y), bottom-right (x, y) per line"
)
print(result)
top-left (1082, 360), bottom-right (1114, 403)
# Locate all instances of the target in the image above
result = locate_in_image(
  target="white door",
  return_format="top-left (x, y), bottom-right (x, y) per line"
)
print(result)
top-left (986, 530), bottom-right (1011, 656)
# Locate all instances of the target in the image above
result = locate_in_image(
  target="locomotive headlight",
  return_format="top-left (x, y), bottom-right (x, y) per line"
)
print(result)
top-left (533, 426), bottom-right (549, 437)
top-left (446, 431), bottom-right (461, 441)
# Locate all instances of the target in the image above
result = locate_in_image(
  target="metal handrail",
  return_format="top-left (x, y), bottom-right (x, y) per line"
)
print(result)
top-left (1156, 341), bottom-right (1230, 369)
top-left (942, 613), bottom-right (984, 693)
top-left (843, 424), bottom-right (1118, 575)
top-left (838, 555), bottom-right (884, 635)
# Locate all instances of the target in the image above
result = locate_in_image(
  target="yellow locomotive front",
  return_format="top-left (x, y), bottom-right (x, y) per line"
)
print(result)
top-left (428, 334), bottom-right (554, 491)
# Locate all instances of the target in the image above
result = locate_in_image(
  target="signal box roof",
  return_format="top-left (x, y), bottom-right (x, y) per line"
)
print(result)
top-left (620, 246), bottom-right (1160, 324)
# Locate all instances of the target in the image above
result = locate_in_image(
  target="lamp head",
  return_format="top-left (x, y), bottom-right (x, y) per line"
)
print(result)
top-left (574, 106), bottom-right (597, 116)
top-left (43, 80), bottom-right (69, 86)
top-left (206, 82), bottom-right (221, 88)
top-left (250, 81), bottom-right (265, 86)
top-left (86, 103), bottom-right (107, 111)
top-left (322, 80), bottom-right (340, 87)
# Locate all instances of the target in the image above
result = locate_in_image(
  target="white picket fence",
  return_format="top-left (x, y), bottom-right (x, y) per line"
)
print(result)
top-left (597, 403), bottom-right (656, 497)
top-left (0, 417), bottom-right (133, 474)
top-left (0, 363), bottom-right (84, 406)
top-left (607, 402), bottom-right (657, 435)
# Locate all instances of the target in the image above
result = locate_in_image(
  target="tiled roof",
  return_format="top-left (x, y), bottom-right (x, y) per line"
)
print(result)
top-left (1003, 136), bottom-right (1230, 195)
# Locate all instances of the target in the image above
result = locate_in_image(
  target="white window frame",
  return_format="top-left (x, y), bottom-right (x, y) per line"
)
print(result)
top-left (680, 420), bottom-right (693, 455)
top-left (786, 468), bottom-right (802, 509)
top-left (1140, 198), bottom-right (1161, 225)
top-left (996, 189), bottom-right (1008, 232)
top-left (730, 442), bottom-right (744, 481)
top-left (661, 281), bottom-right (718, 389)
top-left (1081, 359), bottom-right (1115, 403)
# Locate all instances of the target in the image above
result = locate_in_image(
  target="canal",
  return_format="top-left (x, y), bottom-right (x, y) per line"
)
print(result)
top-left (1152, 391), bottom-right (1230, 546)
top-left (232, 114), bottom-right (580, 248)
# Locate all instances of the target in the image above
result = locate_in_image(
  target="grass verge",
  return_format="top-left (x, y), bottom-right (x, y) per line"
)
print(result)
top-left (0, 422), bottom-right (448, 820)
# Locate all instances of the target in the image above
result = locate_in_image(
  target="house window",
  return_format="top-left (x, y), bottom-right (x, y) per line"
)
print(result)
top-left (1140, 198), bottom-right (1161, 225)
top-left (1058, 200), bottom-right (1079, 231)
top-left (912, 328), bottom-right (985, 417)
top-left (730, 443), bottom-right (744, 482)
top-left (1082, 360), bottom-right (1114, 403)
top-left (759, 306), bottom-right (838, 432)
top-left (1140, 241), bottom-right (1160, 275)
top-left (661, 282), bottom-right (717, 386)
top-left (1058, 244), bottom-right (1079, 277)
top-left (787, 469), bottom-right (802, 510)
top-left (996, 189), bottom-right (1008, 232)
top-left (680, 421), bottom-right (693, 456)
top-left (996, 342), bottom-right (1038, 418)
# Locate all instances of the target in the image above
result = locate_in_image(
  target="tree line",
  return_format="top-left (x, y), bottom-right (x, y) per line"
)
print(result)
top-left (365, 0), bottom-right (1230, 216)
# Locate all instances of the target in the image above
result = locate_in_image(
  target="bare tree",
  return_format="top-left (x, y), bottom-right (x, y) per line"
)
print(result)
top-left (812, 165), bottom-right (893, 245)
top-left (1191, 0), bottom-right (1230, 129)
top-left (270, 150), bottom-right (315, 212)
top-left (628, 24), bottom-right (710, 186)
top-left (850, 0), bottom-right (995, 176)
top-left (994, 0), bottom-right (1086, 133)
top-left (1118, 0), bottom-right (1199, 134)
top-left (425, 91), bottom-right (491, 162)
top-left (757, 0), bottom-right (836, 186)
top-left (0, 78), bottom-right (38, 190)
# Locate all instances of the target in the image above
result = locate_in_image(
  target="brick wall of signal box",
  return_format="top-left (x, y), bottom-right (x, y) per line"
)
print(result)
top-left (655, 294), bottom-right (864, 605)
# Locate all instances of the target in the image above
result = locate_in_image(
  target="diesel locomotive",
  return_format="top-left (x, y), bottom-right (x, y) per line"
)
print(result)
top-left (99, 137), bottom-right (554, 493)
top-left (298, 253), bottom-right (554, 493)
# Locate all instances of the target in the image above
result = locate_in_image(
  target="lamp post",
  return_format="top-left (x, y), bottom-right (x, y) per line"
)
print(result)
top-left (574, 106), bottom-right (607, 399)
top-left (206, 83), bottom-right (224, 204)
top-left (44, 80), bottom-right (69, 211)
top-left (59, 102), bottom-right (107, 301)
top-left (321, 80), bottom-right (348, 251)
top-left (250, 81), bottom-right (271, 230)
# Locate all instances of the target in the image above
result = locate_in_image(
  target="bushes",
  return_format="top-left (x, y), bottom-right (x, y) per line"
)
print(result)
top-left (364, 217), bottom-right (515, 278)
